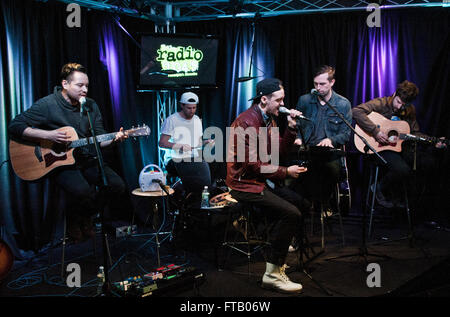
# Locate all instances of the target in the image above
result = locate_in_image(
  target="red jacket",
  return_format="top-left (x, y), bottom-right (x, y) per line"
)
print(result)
top-left (226, 104), bottom-right (297, 193)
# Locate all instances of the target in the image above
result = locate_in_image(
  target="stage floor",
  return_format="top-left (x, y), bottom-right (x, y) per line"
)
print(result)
top-left (2, 210), bottom-right (450, 302)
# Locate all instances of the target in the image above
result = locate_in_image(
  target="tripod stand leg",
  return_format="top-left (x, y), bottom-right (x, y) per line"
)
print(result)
top-left (320, 207), bottom-right (325, 250)
top-left (155, 233), bottom-right (161, 267)
top-left (368, 166), bottom-right (378, 239)
top-left (403, 183), bottom-right (415, 247)
top-left (61, 213), bottom-right (67, 280)
top-left (296, 250), bottom-right (332, 296)
top-left (324, 246), bottom-right (391, 264)
top-left (324, 163), bottom-right (392, 264)
top-left (295, 229), bottom-right (332, 296)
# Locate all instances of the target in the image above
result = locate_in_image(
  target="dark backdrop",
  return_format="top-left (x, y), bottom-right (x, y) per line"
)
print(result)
top-left (1, 0), bottom-right (449, 259)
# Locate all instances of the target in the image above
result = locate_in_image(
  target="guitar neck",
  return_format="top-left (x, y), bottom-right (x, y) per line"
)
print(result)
top-left (70, 132), bottom-right (116, 148)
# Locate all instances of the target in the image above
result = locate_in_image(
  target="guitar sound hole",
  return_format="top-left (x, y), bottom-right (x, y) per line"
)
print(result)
top-left (387, 130), bottom-right (399, 138)
top-left (52, 143), bottom-right (67, 154)
top-left (387, 130), bottom-right (399, 143)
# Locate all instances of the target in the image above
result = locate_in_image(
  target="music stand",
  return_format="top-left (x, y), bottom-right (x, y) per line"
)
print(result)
top-left (308, 92), bottom-right (390, 264)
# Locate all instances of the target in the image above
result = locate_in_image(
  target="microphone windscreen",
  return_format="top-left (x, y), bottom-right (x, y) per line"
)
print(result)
top-left (278, 106), bottom-right (290, 114)
top-left (310, 89), bottom-right (319, 95)
top-left (79, 96), bottom-right (86, 105)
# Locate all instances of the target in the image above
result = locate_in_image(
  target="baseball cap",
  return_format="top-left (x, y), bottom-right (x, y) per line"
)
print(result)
top-left (180, 92), bottom-right (199, 104)
top-left (248, 78), bottom-right (283, 101)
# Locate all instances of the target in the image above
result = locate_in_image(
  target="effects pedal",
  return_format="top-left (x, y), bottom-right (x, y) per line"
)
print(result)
top-left (113, 265), bottom-right (205, 297)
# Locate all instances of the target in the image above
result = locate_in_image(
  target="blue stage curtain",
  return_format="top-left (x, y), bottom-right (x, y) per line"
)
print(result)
top-left (0, 0), bottom-right (152, 259)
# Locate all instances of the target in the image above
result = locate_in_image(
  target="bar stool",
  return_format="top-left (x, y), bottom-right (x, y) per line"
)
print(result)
top-left (365, 158), bottom-right (414, 243)
top-left (221, 200), bottom-right (270, 278)
top-left (309, 180), bottom-right (347, 250)
top-left (48, 188), bottom-right (98, 281)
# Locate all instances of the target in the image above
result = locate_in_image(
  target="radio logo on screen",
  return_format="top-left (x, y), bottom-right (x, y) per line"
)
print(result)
top-left (156, 45), bottom-right (204, 77)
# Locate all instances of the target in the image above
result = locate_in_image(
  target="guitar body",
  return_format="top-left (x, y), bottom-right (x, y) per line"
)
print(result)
top-left (0, 239), bottom-right (14, 281)
top-left (354, 112), bottom-right (410, 153)
top-left (9, 124), bottom-right (150, 181)
top-left (9, 126), bottom-right (77, 181)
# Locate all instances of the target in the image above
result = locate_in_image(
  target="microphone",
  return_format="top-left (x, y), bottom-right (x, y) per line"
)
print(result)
top-left (405, 133), bottom-right (428, 142)
top-left (278, 106), bottom-right (311, 121)
top-left (310, 88), bottom-right (321, 96)
top-left (79, 97), bottom-right (86, 117)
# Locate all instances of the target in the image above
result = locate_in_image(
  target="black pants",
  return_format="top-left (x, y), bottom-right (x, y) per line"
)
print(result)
top-left (296, 154), bottom-right (341, 205)
top-left (52, 161), bottom-right (126, 218)
top-left (230, 187), bottom-right (306, 267)
top-left (379, 148), bottom-right (441, 201)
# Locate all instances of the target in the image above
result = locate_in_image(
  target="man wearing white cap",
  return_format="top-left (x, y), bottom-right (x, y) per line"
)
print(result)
top-left (159, 92), bottom-right (213, 192)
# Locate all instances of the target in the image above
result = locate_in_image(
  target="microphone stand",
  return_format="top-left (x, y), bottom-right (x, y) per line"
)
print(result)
top-left (311, 92), bottom-right (390, 264)
top-left (314, 91), bottom-right (386, 166)
top-left (85, 105), bottom-right (113, 296)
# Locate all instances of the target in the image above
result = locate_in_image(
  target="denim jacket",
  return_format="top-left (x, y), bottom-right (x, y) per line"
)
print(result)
top-left (295, 91), bottom-right (352, 148)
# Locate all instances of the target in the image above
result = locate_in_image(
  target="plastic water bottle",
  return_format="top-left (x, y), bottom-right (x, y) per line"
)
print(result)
top-left (96, 266), bottom-right (105, 295)
top-left (201, 186), bottom-right (210, 208)
top-left (94, 212), bottom-right (101, 234)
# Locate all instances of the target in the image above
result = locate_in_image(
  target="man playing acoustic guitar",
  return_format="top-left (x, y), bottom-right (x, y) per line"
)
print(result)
top-left (353, 80), bottom-right (446, 209)
top-left (8, 63), bottom-right (128, 242)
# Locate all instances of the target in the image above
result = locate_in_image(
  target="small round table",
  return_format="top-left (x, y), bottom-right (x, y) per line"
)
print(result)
top-left (132, 187), bottom-right (174, 197)
top-left (131, 186), bottom-right (174, 266)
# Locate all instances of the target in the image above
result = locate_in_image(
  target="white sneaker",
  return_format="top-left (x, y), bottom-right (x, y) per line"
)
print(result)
top-left (262, 263), bottom-right (303, 293)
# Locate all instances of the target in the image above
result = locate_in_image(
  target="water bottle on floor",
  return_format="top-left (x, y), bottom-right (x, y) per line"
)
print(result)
top-left (96, 266), bottom-right (105, 295)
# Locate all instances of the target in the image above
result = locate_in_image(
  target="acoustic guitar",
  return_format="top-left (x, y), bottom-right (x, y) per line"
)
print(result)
top-left (9, 125), bottom-right (150, 181)
top-left (354, 112), bottom-right (411, 153)
top-left (354, 112), bottom-right (448, 154)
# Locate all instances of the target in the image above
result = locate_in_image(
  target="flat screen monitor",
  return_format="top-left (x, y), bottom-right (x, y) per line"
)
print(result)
top-left (139, 34), bottom-right (219, 89)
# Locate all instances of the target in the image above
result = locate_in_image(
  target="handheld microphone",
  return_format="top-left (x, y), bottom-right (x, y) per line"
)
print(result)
top-left (278, 106), bottom-right (311, 121)
top-left (310, 89), bottom-right (320, 96)
top-left (79, 97), bottom-right (86, 117)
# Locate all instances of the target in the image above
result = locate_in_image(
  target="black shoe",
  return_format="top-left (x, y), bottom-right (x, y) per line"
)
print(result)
top-left (371, 185), bottom-right (394, 208)
top-left (67, 217), bottom-right (83, 243)
top-left (322, 207), bottom-right (334, 217)
top-left (80, 216), bottom-right (95, 240)
top-left (393, 199), bottom-right (406, 209)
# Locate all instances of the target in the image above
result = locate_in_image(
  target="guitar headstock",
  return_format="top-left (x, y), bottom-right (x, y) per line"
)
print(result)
top-left (126, 124), bottom-right (151, 137)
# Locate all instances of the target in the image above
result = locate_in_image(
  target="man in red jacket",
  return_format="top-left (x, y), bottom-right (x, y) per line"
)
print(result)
top-left (226, 78), bottom-right (308, 293)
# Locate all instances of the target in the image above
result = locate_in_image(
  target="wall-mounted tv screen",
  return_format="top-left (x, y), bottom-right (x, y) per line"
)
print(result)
top-left (139, 34), bottom-right (219, 89)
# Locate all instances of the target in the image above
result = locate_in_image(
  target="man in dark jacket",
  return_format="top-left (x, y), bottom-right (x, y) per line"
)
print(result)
top-left (353, 80), bottom-right (446, 208)
top-left (226, 78), bottom-right (308, 293)
top-left (294, 65), bottom-right (352, 211)
top-left (8, 63), bottom-right (127, 242)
